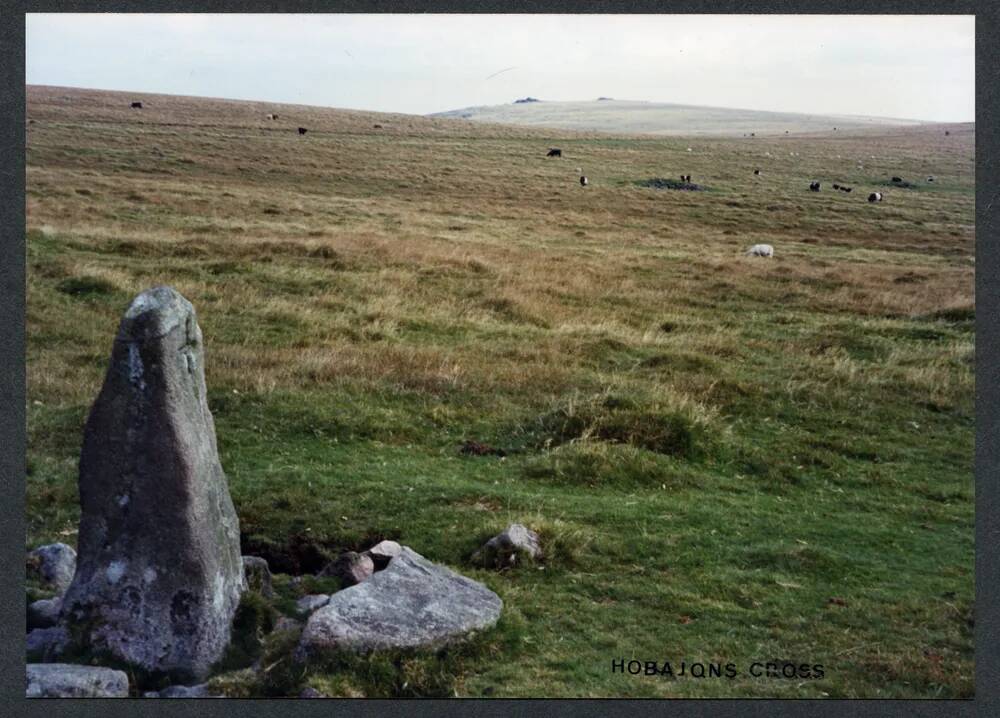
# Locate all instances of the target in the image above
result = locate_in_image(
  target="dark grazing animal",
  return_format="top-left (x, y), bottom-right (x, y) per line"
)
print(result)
top-left (832, 183), bottom-right (840, 190)
top-left (547, 148), bottom-right (562, 157)
top-left (130, 102), bottom-right (143, 109)
top-left (891, 176), bottom-right (903, 183)
top-left (839, 186), bottom-right (853, 193)
top-left (580, 176), bottom-right (588, 187)
top-left (868, 192), bottom-right (883, 203)
top-left (809, 181), bottom-right (820, 192)
top-left (945, 130), bottom-right (951, 136)
top-left (753, 169), bottom-right (761, 176)
top-left (298, 127), bottom-right (308, 135)
top-left (373, 124), bottom-right (382, 129)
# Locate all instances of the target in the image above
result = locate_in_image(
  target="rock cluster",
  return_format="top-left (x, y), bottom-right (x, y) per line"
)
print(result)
top-left (26, 287), bottom-right (506, 697)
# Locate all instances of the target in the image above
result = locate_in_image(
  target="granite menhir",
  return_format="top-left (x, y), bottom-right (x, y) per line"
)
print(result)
top-left (60, 286), bottom-right (243, 681)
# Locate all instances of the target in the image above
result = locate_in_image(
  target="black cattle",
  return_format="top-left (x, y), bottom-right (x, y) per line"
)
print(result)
top-left (809, 181), bottom-right (820, 192)
top-left (753, 169), bottom-right (761, 176)
top-left (868, 192), bottom-right (882, 203)
top-left (891, 176), bottom-right (903, 183)
top-left (832, 183), bottom-right (840, 189)
top-left (298, 127), bottom-right (308, 135)
top-left (547, 148), bottom-right (562, 158)
top-left (580, 176), bottom-right (588, 187)
top-left (130, 102), bottom-right (143, 109)
top-left (373, 124), bottom-right (382, 129)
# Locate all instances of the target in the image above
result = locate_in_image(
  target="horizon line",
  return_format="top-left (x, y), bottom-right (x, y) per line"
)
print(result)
top-left (26, 83), bottom-right (975, 126)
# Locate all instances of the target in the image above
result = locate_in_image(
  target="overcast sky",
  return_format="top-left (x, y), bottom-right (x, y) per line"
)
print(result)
top-left (26, 14), bottom-right (974, 122)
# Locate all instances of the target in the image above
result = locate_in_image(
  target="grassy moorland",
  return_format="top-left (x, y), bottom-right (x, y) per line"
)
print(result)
top-left (430, 98), bottom-right (925, 136)
top-left (25, 85), bottom-right (974, 698)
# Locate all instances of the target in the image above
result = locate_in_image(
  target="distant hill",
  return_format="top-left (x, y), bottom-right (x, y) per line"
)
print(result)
top-left (429, 99), bottom-right (928, 137)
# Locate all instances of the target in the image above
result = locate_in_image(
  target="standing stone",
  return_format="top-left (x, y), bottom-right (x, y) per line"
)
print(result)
top-left (59, 286), bottom-right (243, 681)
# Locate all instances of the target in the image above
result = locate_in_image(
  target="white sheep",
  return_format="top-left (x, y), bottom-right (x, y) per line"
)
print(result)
top-left (745, 244), bottom-right (774, 257)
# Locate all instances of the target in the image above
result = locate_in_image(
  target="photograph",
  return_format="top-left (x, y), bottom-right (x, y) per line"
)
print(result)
top-left (22, 11), bottom-right (975, 699)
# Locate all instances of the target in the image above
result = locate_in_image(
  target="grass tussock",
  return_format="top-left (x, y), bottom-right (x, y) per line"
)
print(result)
top-left (531, 390), bottom-right (717, 459)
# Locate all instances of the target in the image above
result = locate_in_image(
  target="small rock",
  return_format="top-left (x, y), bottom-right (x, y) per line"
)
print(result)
top-left (320, 551), bottom-right (374, 586)
top-left (296, 594), bottom-right (330, 614)
top-left (297, 547), bottom-right (502, 656)
top-left (475, 524), bottom-right (542, 568)
top-left (459, 440), bottom-right (506, 457)
top-left (274, 616), bottom-right (303, 633)
top-left (27, 596), bottom-right (63, 630)
top-left (26, 663), bottom-right (129, 698)
top-left (26, 543), bottom-right (76, 593)
top-left (364, 540), bottom-right (402, 570)
top-left (299, 687), bottom-right (326, 698)
top-left (156, 683), bottom-right (216, 698)
top-left (242, 556), bottom-right (274, 598)
top-left (26, 626), bottom-right (70, 662)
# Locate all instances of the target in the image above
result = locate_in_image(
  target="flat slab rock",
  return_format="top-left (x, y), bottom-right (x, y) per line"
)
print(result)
top-left (26, 663), bottom-right (129, 698)
top-left (297, 547), bottom-right (502, 656)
